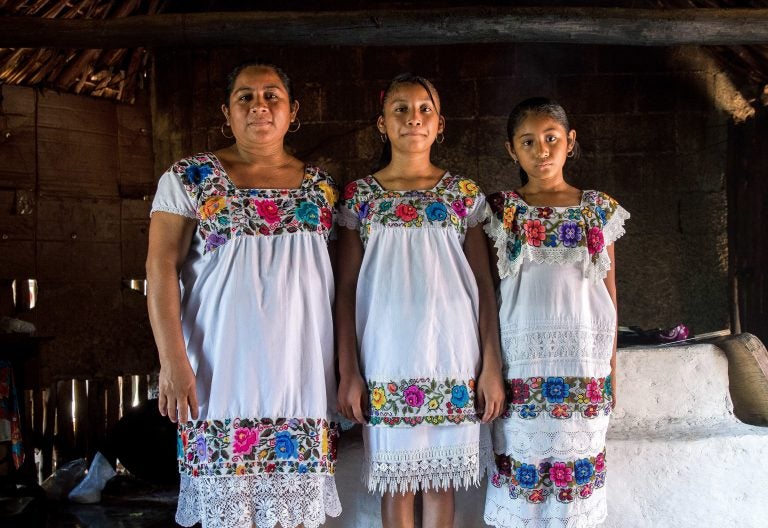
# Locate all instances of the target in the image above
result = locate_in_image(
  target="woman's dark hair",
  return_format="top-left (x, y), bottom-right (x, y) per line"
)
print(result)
top-left (372, 73), bottom-right (441, 173)
top-left (506, 97), bottom-right (579, 185)
top-left (224, 60), bottom-right (295, 105)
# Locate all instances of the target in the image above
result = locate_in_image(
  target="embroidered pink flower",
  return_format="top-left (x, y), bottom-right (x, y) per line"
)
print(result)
top-left (451, 199), bottom-right (467, 218)
top-left (585, 404), bottom-right (599, 418)
top-left (580, 484), bottom-right (593, 498)
top-left (587, 226), bottom-right (604, 255)
top-left (586, 378), bottom-right (603, 403)
top-left (232, 427), bottom-right (259, 455)
top-left (491, 473), bottom-right (503, 487)
top-left (550, 462), bottom-right (573, 487)
top-left (395, 203), bottom-right (418, 222)
top-left (320, 207), bottom-right (332, 229)
top-left (387, 382), bottom-right (398, 394)
top-left (523, 219), bottom-right (546, 247)
top-left (594, 452), bottom-right (605, 473)
top-left (403, 385), bottom-right (425, 407)
top-left (255, 199), bottom-right (281, 224)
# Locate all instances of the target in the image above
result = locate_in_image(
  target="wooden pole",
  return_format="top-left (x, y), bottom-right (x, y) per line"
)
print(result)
top-left (1, 8), bottom-right (768, 48)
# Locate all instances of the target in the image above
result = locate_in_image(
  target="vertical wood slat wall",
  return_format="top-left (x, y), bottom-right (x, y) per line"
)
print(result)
top-left (23, 375), bottom-right (151, 478)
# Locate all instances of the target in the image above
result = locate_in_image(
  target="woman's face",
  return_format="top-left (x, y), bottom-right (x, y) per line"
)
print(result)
top-left (377, 83), bottom-right (444, 154)
top-left (221, 66), bottom-right (298, 146)
top-left (507, 112), bottom-right (575, 183)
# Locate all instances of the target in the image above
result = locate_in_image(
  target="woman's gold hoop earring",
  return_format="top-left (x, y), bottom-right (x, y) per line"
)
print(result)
top-left (436, 133), bottom-right (445, 144)
top-left (288, 118), bottom-right (301, 133)
top-left (380, 133), bottom-right (387, 143)
top-left (220, 122), bottom-right (234, 139)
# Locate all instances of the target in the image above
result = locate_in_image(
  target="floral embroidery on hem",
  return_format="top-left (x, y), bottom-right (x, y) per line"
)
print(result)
top-left (490, 449), bottom-right (607, 504)
top-left (367, 377), bottom-right (478, 426)
top-left (178, 417), bottom-right (338, 477)
top-left (503, 376), bottom-right (612, 420)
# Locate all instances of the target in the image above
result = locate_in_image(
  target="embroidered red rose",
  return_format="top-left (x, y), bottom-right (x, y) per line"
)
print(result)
top-left (587, 226), bottom-right (604, 255)
top-left (343, 182), bottom-right (358, 200)
top-left (320, 207), bottom-right (332, 229)
top-left (255, 199), bottom-right (281, 224)
top-left (395, 203), bottom-right (418, 222)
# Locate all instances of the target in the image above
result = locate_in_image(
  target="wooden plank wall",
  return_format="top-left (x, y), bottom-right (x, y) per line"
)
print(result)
top-left (0, 85), bottom-right (159, 386)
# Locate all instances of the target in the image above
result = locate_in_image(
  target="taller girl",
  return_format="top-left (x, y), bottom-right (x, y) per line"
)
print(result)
top-left (483, 98), bottom-right (629, 527)
top-left (336, 74), bottom-right (504, 528)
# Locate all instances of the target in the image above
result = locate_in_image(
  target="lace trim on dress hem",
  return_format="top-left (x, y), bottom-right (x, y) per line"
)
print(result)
top-left (364, 442), bottom-right (480, 494)
top-left (150, 206), bottom-right (198, 219)
top-left (484, 490), bottom-right (607, 528)
top-left (175, 473), bottom-right (341, 528)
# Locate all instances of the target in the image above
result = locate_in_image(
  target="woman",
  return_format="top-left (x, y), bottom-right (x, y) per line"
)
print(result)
top-left (146, 61), bottom-right (340, 528)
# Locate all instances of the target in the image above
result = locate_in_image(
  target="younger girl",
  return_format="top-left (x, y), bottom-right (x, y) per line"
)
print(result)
top-left (336, 74), bottom-right (505, 528)
top-left (483, 98), bottom-right (629, 527)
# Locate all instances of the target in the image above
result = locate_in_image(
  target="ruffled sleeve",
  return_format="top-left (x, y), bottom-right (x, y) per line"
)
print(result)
top-left (596, 192), bottom-right (630, 247)
top-left (150, 160), bottom-right (198, 219)
top-left (483, 192), bottom-right (519, 280)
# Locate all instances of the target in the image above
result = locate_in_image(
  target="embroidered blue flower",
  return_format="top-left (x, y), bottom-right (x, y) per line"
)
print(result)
top-left (519, 404), bottom-right (537, 418)
top-left (508, 485), bottom-right (519, 499)
top-left (518, 205), bottom-right (528, 215)
top-left (557, 221), bottom-right (583, 248)
top-left (516, 463), bottom-right (538, 489)
top-left (204, 233), bottom-right (227, 252)
top-left (566, 208), bottom-right (581, 220)
top-left (595, 206), bottom-right (607, 225)
top-left (295, 201), bottom-right (320, 226)
top-left (274, 431), bottom-right (299, 459)
top-left (425, 201), bottom-right (448, 221)
top-left (450, 385), bottom-right (470, 407)
top-left (543, 233), bottom-right (558, 247)
top-left (298, 464), bottom-right (308, 474)
top-left (358, 202), bottom-right (370, 220)
top-left (574, 458), bottom-right (594, 485)
top-left (185, 164), bottom-right (213, 185)
top-left (542, 377), bottom-right (570, 404)
top-left (507, 238), bottom-right (522, 261)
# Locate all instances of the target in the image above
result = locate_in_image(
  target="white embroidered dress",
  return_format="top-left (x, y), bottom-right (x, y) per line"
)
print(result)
top-left (151, 153), bottom-right (341, 528)
top-left (483, 190), bottom-right (629, 528)
top-left (339, 173), bottom-right (490, 494)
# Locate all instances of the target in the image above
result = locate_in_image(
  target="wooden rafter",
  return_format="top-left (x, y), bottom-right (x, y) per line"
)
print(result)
top-left (1, 7), bottom-right (768, 48)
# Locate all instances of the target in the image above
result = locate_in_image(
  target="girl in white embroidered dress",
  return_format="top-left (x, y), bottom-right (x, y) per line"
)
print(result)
top-left (483, 98), bottom-right (629, 527)
top-left (147, 61), bottom-right (340, 528)
top-left (336, 74), bottom-right (505, 528)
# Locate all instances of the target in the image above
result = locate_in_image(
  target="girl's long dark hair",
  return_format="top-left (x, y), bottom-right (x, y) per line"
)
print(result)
top-left (506, 97), bottom-right (579, 185)
top-left (372, 73), bottom-right (441, 173)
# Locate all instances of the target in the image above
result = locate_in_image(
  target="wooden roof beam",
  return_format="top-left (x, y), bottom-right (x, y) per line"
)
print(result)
top-left (1, 7), bottom-right (768, 48)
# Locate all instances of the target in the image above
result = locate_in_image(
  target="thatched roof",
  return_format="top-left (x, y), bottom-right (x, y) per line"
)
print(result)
top-left (0, 0), bottom-right (766, 107)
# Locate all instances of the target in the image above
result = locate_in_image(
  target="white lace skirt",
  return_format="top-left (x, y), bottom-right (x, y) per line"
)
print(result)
top-left (362, 423), bottom-right (492, 494)
top-left (175, 474), bottom-right (341, 528)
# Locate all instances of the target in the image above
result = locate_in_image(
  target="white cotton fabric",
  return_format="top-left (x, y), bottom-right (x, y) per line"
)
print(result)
top-left (484, 192), bottom-right (628, 528)
top-left (151, 160), bottom-right (339, 528)
top-left (339, 172), bottom-right (490, 494)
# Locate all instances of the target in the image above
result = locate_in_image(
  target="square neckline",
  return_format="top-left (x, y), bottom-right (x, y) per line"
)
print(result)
top-left (367, 171), bottom-right (450, 193)
top-left (512, 189), bottom-right (586, 210)
top-left (206, 151), bottom-right (310, 193)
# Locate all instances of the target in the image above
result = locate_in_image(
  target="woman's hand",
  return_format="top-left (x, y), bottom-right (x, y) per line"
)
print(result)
top-left (337, 372), bottom-right (368, 424)
top-left (158, 360), bottom-right (199, 423)
top-left (476, 365), bottom-right (505, 423)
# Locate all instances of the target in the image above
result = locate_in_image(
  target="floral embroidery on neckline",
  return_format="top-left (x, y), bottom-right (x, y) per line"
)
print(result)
top-left (341, 174), bottom-right (482, 245)
top-left (174, 153), bottom-right (337, 254)
top-left (178, 417), bottom-right (339, 477)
